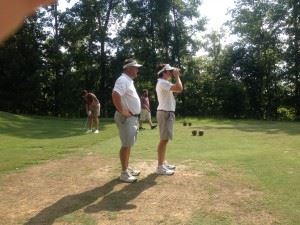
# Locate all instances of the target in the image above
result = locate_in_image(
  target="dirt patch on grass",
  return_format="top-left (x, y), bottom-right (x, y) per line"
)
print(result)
top-left (0, 154), bottom-right (279, 225)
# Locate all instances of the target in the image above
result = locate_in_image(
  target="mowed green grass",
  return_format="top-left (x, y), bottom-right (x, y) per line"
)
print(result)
top-left (0, 111), bottom-right (118, 173)
top-left (0, 111), bottom-right (299, 224)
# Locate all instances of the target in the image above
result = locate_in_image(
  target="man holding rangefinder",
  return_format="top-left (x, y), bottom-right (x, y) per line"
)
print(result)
top-left (155, 64), bottom-right (183, 175)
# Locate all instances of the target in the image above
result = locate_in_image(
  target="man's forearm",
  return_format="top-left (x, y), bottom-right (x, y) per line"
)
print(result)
top-left (112, 91), bottom-right (123, 112)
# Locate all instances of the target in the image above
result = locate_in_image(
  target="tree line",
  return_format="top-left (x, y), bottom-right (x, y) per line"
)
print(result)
top-left (0, 0), bottom-right (299, 120)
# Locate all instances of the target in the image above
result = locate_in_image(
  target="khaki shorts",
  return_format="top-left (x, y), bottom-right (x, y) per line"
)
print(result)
top-left (91, 104), bottom-right (100, 117)
top-left (157, 110), bottom-right (175, 140)
top-left (140, 109), bottom-right (151, 121)
top-left (114, 111), bottom-right (139, 148)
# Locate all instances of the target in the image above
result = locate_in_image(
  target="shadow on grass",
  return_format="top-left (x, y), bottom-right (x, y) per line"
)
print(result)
top-left (188, 120), bottom-right (300, 136)
top-left (24, 174), bottom-right (158, 225)
top-left (85, 173), bottom-right (158, 212)
top-left (0, 111), bottom-right (113, 139)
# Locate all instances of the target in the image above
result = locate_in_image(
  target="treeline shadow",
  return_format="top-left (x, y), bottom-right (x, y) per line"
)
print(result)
top-left (188, 119), bottom-right (300, 136)
top-left (24, 174), bottom-right (158, 225)
top-left (0, 111), bottom-right (114, 139)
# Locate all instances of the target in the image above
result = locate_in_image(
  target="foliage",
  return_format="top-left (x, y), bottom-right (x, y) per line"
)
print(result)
top-left (277, 107), bottom-right (296, 120)
top-left (228, 0), bottom-right (283, 119)
top-left (0, 0), bottom-right (300, 120)
top-left (0, 16), bottom-right (46, 114)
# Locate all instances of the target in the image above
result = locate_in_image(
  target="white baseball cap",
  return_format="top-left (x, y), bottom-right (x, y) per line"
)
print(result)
top-left (157, 64), bottom-right (175, 75)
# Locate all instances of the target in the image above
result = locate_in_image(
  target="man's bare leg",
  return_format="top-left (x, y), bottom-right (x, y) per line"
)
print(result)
top-left (120, 146), bottom-right (130, 171)
top-left (157, 139), bottom-right (168, 166)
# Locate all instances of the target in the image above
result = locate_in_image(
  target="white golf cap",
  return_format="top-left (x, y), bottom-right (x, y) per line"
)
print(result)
top-left (157, 64), bottom-right (175, 75)
top-left (123, 59), bottom-right (142, 69)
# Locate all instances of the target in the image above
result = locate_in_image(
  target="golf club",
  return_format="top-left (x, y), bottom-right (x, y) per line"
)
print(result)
top-left (82, 117), bottom-right (88, 131)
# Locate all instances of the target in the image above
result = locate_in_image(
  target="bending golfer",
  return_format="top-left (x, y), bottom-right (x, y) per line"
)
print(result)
top-left (112, 58), bottom-right (142, 183)
top-left (155, 64), bottom-right (183, 175)
top-left (81, 90), bottom-right (101, 134)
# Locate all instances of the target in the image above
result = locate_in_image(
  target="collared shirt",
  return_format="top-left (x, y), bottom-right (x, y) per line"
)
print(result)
top-left (156, 78), bottom-right (176, 112)
top-left (113, 73), bottom-right (141, 115)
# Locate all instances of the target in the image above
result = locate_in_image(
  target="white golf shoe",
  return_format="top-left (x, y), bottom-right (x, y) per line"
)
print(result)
top-left (164, 161), bottom-right (176, 170)
top-left (120, 170), bottom-right (137, 183)
top-left (128, 167), bottom-right (140, 176)
top-left (156, 165), bottom-right (174, 176)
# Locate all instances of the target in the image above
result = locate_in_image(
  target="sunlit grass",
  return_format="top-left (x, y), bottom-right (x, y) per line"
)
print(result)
top-left (0, 111), bottom-right (117, 173)
top-left (0, 112), bottom-right (299, 224)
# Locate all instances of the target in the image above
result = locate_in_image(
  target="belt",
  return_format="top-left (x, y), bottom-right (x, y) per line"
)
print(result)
top-left (157, 110), bottom-right (175, 113)
top-left (116, 111), bottom-right (139, 117)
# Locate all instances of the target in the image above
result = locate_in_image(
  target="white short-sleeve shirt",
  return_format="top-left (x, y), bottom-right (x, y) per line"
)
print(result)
top-left (156, 78), bottom-right (176, 112)
top-left (113, 73), bottom-right (141, 115)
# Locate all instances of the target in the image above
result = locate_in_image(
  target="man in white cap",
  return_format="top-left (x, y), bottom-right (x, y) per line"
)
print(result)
top-left (155, 63), bottom-right (183, 175)
top-left (112, 58), bottom-right (142, 183)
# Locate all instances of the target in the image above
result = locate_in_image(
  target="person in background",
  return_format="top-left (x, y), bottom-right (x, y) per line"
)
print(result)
top-left (112, 58), bottom-right (142, 183)
top-left (0, 0), bottom-right (56, 43)
top-left (139, 89), bottom-right (157, 130)
top-left (81, 90), bottom-right (101, 134)
top-left (155, 63), bottom-right (183, 175)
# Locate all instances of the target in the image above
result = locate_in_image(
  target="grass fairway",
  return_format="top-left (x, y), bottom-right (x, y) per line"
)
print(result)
top-left (0, 111), bottom-right (299, 224)
top-left (0, 111), bottom-right (118, 173)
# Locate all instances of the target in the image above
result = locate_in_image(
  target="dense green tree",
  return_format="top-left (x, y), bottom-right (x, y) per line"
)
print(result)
top-left (1, 0), bottom-right (300, 120)
top-left (117, 0), bottom-right (205, 112)
top-left (54, 0), bottom-right (125, 116)
top-left (229, 0), bottom-right (282, 119)
top-left (280, 0), bottom-right (300, 119)
top-left (0, 15), bottom-right (46, 114)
